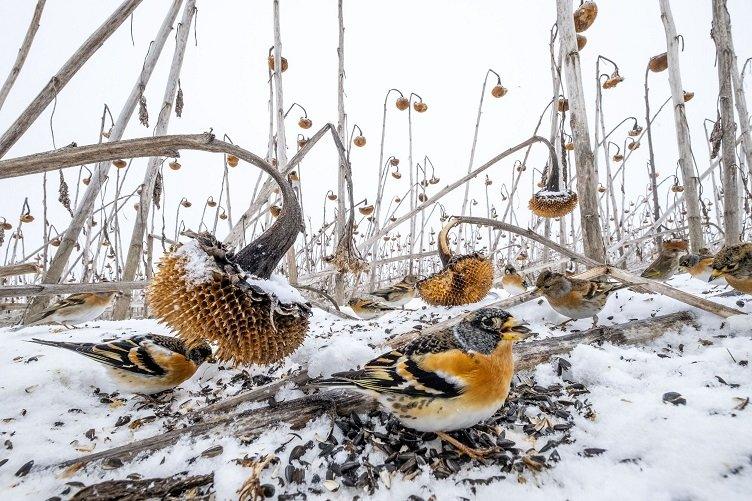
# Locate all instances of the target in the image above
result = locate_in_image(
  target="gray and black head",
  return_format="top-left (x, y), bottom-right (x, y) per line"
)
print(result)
top-left (678, 253), bottom-right (700, 270)
top-left (454, 307), bottom-right (531, 354)
top-left (504, 264), bottom-right (517, 275)
top-left (535, 270), bottom-right (571, 296)
top-left (187, 342), bottom-right (213, 365)
top-left (402, 274), bottom-right (420, 286)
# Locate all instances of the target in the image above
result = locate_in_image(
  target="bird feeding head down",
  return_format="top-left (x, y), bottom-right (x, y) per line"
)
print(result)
top-left (456, 308), bottom-right (531, 353)
top-left (710, 243), bottom-right (752, 281)
top-left (187, 342), bottom-right (213, 365)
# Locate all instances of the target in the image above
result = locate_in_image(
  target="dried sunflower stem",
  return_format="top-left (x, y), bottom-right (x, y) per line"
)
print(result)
top-left (359, 135), bottom-right (559, 253)
top-left (0, 0), bottom-right (46, 112)
top-left (334, 0), bottom-right (346, 301)
top-left (113, 0), bottom-right (196, 319)
top-left (25, 0), bottom-right (183, 320)
top-left (659, 0), bottom-right (704, 251)
top-left (556, 0), bottom-right (604, 261)
top-left (0, 0), bottom-right (143, 157)
top-left (712, 0), bottom-right (741, 244)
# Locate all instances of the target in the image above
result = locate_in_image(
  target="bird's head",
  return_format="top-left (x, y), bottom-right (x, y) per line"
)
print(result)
top-left (187, 341), bottom-right (213, 365)
top-left (347, 298), bottom-right (360, 308)
top-left (710, 243), bottom-right (752, 281)
top-left (457, 308), bottom-right (531, 353)
top-left (535, 270), bottom-right (571, 297)
top-left (678, 253), bottom-right (700, 272)
top-left (402, 274), bottom-right (420, 286)
top-left (503, 264), bottom-right (517, 276)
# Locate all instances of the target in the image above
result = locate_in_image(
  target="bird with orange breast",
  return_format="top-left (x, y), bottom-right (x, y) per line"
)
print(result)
top-left (679, 248), bottom-right (720, 283)
top-left (501, 264), bottom-right (529, 296)
top-left (318, 308), bottom-right (531, 458)
top-left (23, 291), bottom-right (120, 328)
top-left (536, 270), bottom-right (627, 327)
top-left (29, 334), bottom-right (212, 394)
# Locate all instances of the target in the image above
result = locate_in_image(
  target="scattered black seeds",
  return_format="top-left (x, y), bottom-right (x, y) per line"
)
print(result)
top-left (4, 440), bottom-right (12, 450)
top-left (662, 392), bottom-right (687, 406)
top-left (582, 448), bottom-right (606, 457)
top-left (0, 458), bottom-right (8, 467)
top-left (201, 445), bottom-right (224, 458)
top-left (85, 429), bottom-right (96, 440)
top-left (15, 460), bottom-right (33, 477)
top-left (101, 457), bottom-right (123, 470)
top-left (260, 483), bottom-right (275, 497)
top-left (114, 415), bottom-right (131, 427)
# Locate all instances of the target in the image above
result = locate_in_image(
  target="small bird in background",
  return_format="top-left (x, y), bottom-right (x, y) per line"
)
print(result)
top-left (28, 334), bottom-right (212, 394)
top-left (318, 308), bottom-right (531, 458)
top-left (501, 264), bottom-right (529, 296)
top-left (710, 243), bottom-right (752, 293)
top-left (368, 275), bottom-right (419, 308)
top-left (640, 239), bottom-right (688, 282)
top-left (679, 248), bottom-right (719, 283)
top-left (348, 298), bottom-right (399, 320)
top-left (23, 291), bottom-right (120, 328)
top-left (536, 270), bottom-right (627, 327)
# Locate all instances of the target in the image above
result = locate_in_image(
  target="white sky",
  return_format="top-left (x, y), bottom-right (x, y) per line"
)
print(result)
top-left (0, 0), bottom-right (750, 270)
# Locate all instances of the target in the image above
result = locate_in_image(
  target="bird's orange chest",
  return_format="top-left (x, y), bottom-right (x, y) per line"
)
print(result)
top-left (420, 344), bottom-right (514, 407)
top-left (726, 274), bottom-right (752, 293)
top-left (548, 290), bottom-right (582, 308)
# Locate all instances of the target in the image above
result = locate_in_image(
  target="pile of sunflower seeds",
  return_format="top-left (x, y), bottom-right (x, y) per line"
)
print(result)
top-left (267, 366), bottom-right (595, 499)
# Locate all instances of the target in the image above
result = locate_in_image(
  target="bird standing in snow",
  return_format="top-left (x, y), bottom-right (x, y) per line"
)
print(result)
top-left (640, 240), bottom-right (688, 282)
top-left (368, 275), bottom-right (419, 308)
top-left (679, 249), bottom-right (719, 283)
top-left (501, 264), bottom-right (529, 296)
top-left (29, 334), bottom-right (212, 394)
top-left (536, 270), bottom-right (626, 327)
top-left (23, 291), bottom-right (119, 328)
top-left (710, 243), bottom-right (752, 293)
top-left (348, 297), bottom-right (399, 320)
top-left (318, 307), bottom-right (531, 458)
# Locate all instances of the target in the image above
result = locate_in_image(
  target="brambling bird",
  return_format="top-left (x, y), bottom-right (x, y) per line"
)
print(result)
top-left (369, 275), bottom-right (419, 308)
top-left (710, 243), bottom-right (752, 293)
top-left (23, 291), bottom-right (120, 328)
top-left (501, 264), bottom-right (529, 296)
top-left (679, 249), bottom-right (719, 283)
top-left (318, 308), bottom-right (531, 458)
top-left (640, 239), bottom-right (688, 281)
top-left (348, 297), bottom-right (399, 320)
top-left (536, 270), bottom-right (627, 327)
top-left (29, 334), bottom-right (212, 394)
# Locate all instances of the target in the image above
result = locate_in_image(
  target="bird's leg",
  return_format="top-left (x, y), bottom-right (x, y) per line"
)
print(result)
top-left (591, 315), bottom-right (599, 328)
top-left (436, 431), bottom-right (496, 460)
top-left (556, 318), bottom-right (575, 330)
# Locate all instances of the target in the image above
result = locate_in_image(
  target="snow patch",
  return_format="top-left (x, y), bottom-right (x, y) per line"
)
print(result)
top-left (246, 274), bottom-right (307, 304)
top-left (725, 313), bottom-right (752, 336)
top-left (174, 240), bottom-right (213, 285)
top-left (307, 336), bottom-right (379, 378)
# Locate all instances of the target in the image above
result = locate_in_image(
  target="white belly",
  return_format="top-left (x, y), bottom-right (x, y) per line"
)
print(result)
top-left (503, 283), bottom-right (527, 296)
top-left (378, 394), bottom-right (504, 432)
top-left (50, 304), bottom-right (109, 324)
top-left (551, 303), bottom-right (600, 319)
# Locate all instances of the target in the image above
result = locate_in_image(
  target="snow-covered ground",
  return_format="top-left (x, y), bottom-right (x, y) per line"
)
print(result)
top-left (1, 274), bottom-right (751, 500)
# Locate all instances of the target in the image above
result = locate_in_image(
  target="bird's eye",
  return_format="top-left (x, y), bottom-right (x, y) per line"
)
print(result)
top-left (482, 317), bottom-right (495, 328)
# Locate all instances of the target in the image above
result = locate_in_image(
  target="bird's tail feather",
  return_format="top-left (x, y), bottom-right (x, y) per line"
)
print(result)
top-left (27, 338), bottom-right (79, 352)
